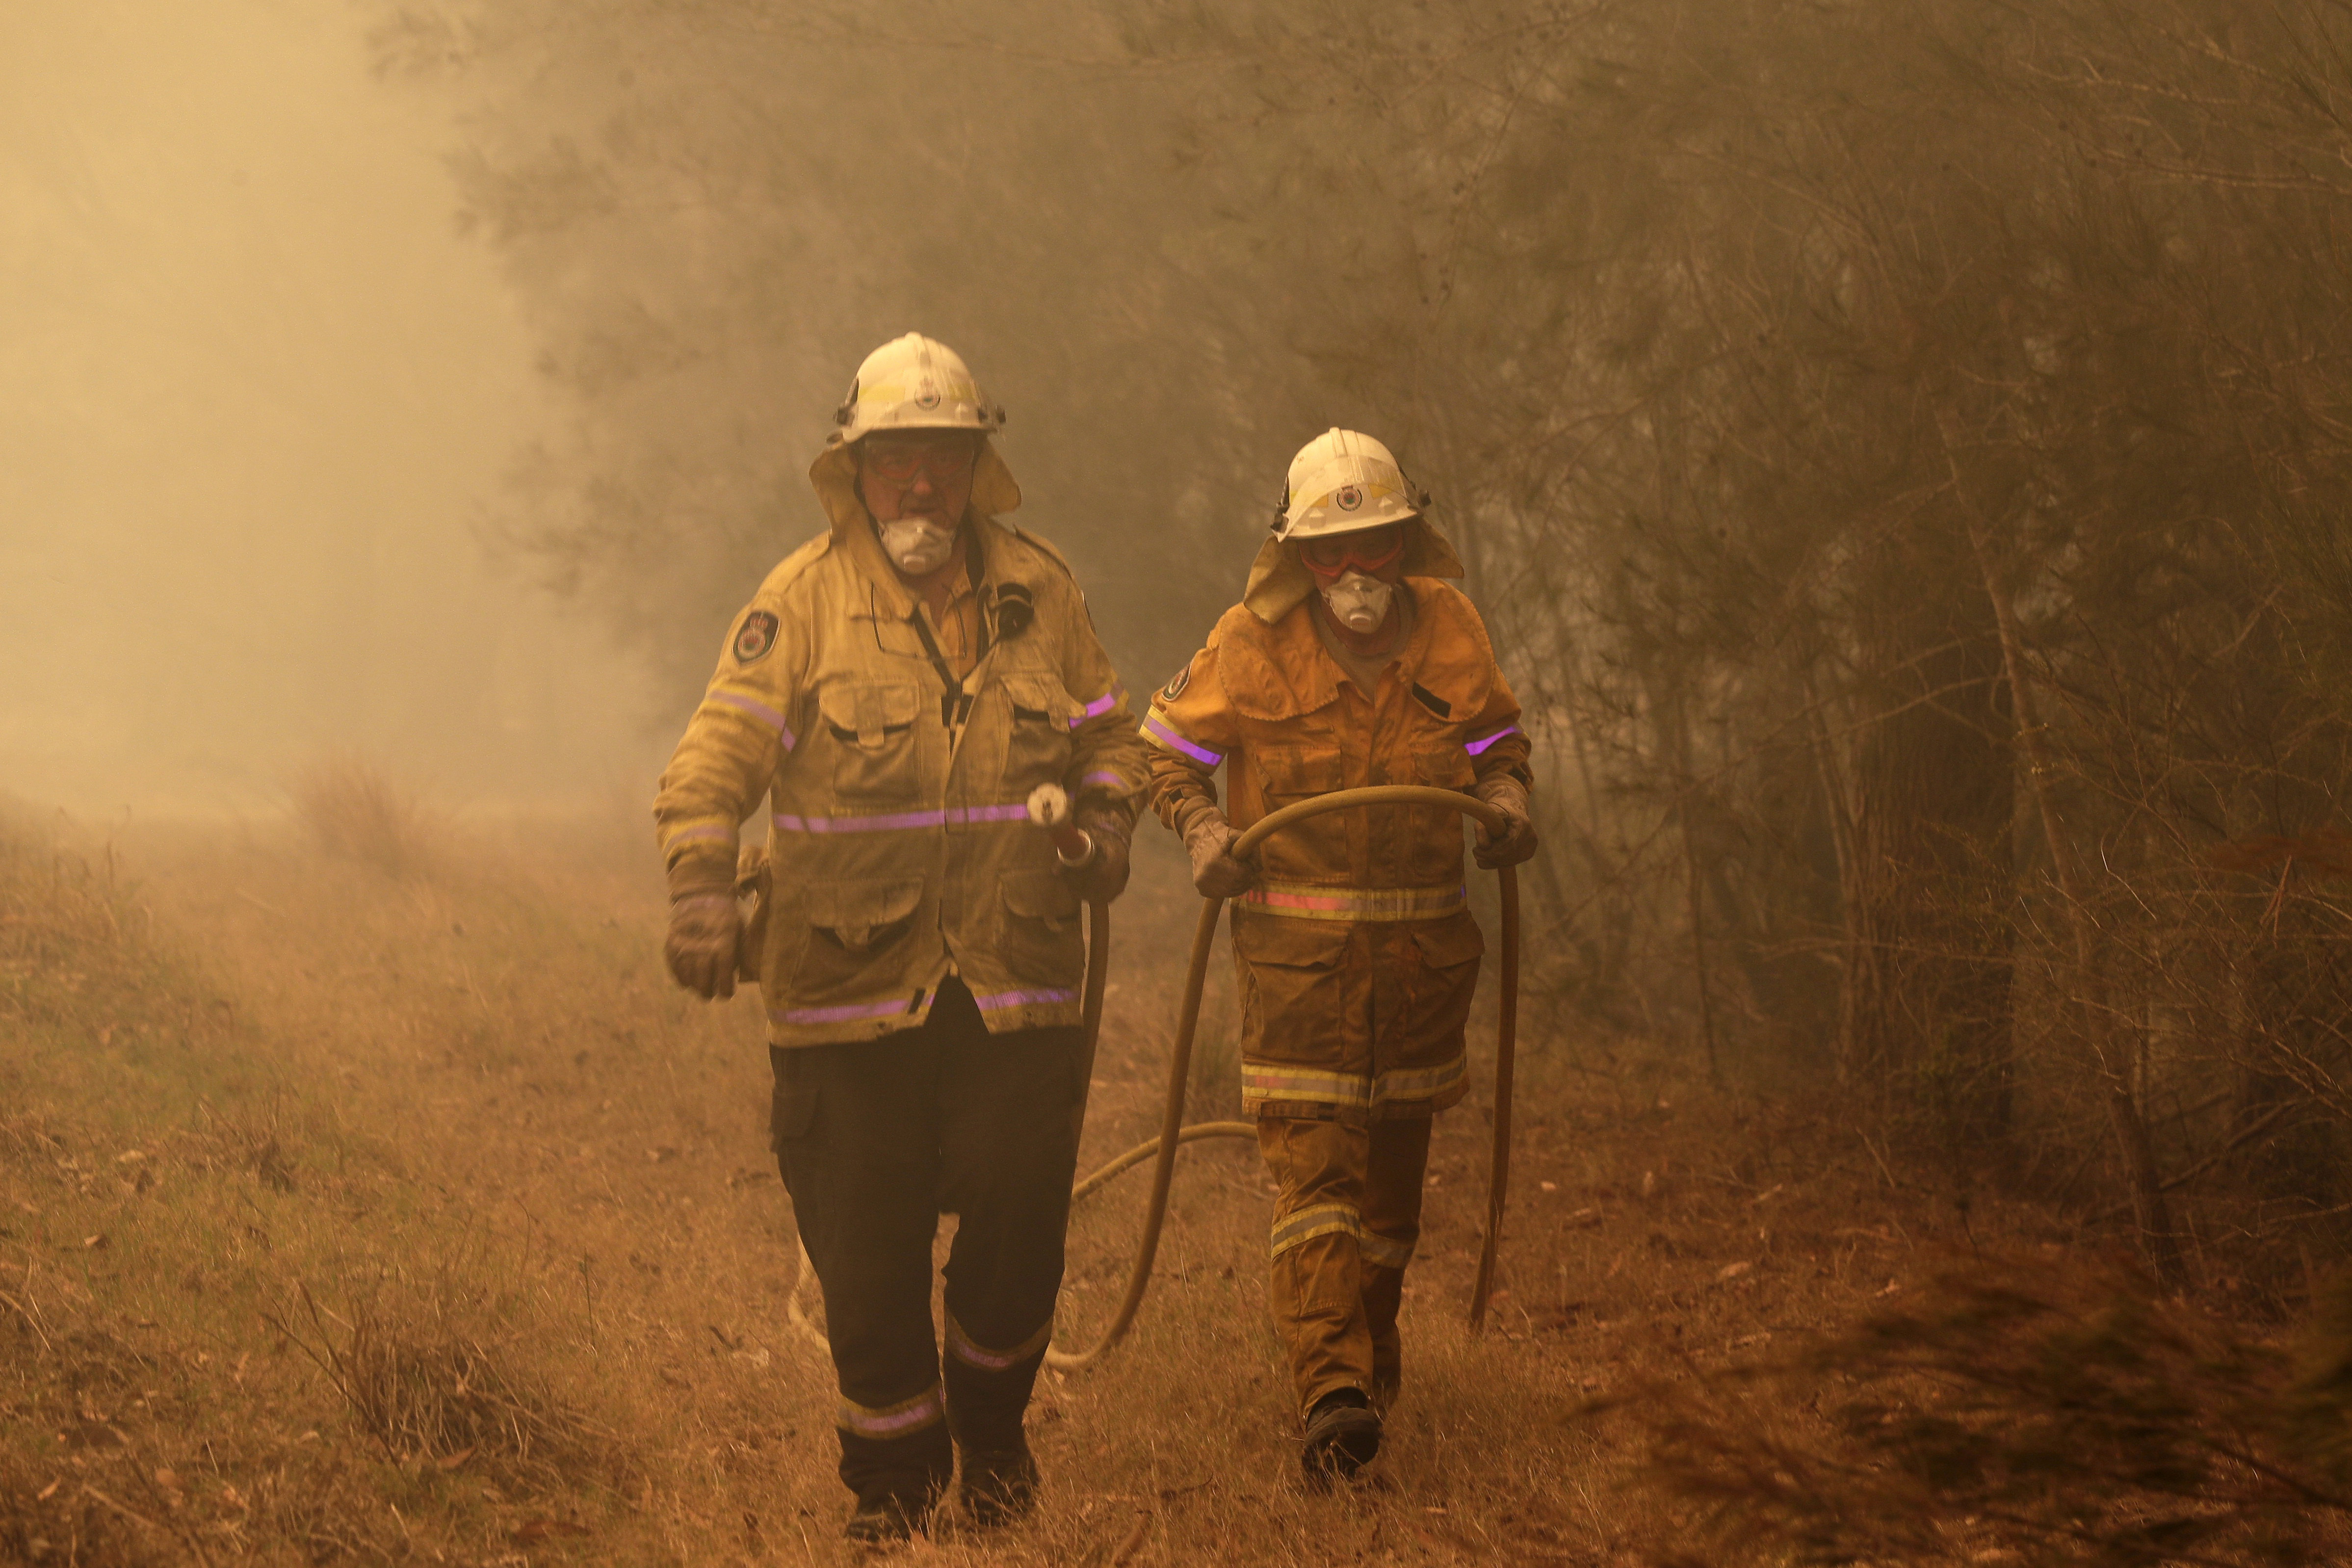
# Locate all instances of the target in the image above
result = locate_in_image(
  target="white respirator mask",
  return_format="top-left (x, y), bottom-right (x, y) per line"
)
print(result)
top-left (877, 517), bottom-right (958, 577)
top-left (1320, 571), bottom-right (1395, 634)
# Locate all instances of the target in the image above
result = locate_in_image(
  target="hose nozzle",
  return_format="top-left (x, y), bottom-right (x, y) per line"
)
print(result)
top-left (1025, 783), bottom-right (1095, 865)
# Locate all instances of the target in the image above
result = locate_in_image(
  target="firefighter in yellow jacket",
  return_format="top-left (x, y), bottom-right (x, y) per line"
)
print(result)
top-left (653, 334), bottom-right (1147, 1542)
top-left (1144, 429), bottom-right (1536, 1485)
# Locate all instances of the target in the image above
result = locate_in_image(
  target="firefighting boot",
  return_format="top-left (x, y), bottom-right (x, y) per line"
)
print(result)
top-left (944, 1340), bottom-right (1047, 1527)
top-left (838, 1426), bottom-right (952, 1545)
top-left (1301, 1388), bottom-right (1383, 1487)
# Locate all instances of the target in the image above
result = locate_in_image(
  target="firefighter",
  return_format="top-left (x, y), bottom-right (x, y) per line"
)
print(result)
top-left (653, 334), bottom-right (1147, 1543)
top-left (1142, 428), bottom-right (1536, 1485)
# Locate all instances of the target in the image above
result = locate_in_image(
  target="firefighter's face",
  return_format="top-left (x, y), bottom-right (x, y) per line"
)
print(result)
top-left (859, 433), bottom-right (979, 526)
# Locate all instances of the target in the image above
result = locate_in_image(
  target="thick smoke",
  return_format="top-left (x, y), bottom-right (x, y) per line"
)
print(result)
top-left (0, 0), bottom-right (656, 815)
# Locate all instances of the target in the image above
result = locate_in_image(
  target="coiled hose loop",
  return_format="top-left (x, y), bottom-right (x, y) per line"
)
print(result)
top-left (1042, 785), bottom-right (1520, 1368)
top-left (789, 786), bottom-right (1520, 1365)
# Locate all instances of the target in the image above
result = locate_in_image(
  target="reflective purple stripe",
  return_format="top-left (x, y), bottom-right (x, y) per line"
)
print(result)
top-left (772, 996), bottom-right (917, 1025)
top-left (1142, 711), bottom-right (1222, 767)
top-left (951, 804), bottom-right (1032, 825)
top-left (1067, 684), bottom-right (1124, 729)
top-left (1464, 724), bottom-right (1522, 757)
top-left (837, 1384), bottom-right (945, 1438)
top-left (1077, 770), bottom-right (1126, 791)
top-left (970, 987), bottom-right (1078, 1011)
top-left (665, 823), bottom-right (734, 846)
top-left (774, 809), bottom-right (943, 833)
top-left (770, 803), bottom-right (1032, 834)
top-left (710, 690), bottom-right (796, 749)
top-left (946, 1312), bottom-right (1055, 1371)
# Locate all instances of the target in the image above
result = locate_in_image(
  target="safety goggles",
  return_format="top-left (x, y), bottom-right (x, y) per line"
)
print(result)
top-left (861, 437), bottom-right (979, 484)
top-left (1298, 524), bottom-right (1406, 580)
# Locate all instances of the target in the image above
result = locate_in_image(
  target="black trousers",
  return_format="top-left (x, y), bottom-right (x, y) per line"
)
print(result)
top-left (771, 976), bottom-right (1084, 1509)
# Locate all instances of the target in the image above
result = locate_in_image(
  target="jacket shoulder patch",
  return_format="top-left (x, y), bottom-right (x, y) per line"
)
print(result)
top-left (1160, 665), bottom-right (1191, 702)
top-left (732, 610), bottom-right (780, 664)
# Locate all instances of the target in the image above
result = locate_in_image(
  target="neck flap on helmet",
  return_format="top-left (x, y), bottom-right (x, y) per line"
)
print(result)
top-left (1243, 516), bottom-right (1463, 623)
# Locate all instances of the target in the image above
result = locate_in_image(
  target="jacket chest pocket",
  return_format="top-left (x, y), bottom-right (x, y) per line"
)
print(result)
top-left (818, 681), bottom-right (925, 808)
top-left (1254, 742), bottom-right (1344, 804)
top-left (997, 673), bottom-right (1078, 792)
top-left (1252, 743), bottom-right (1348, 867)
top-left (1412, 740), bottom-right (1475, 791)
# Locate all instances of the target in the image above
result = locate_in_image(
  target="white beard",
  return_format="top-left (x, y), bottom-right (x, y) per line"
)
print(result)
top-left (878, 518), bottom-right (957, 575)
top-left (1321, 571), bottom-right (1394, 633)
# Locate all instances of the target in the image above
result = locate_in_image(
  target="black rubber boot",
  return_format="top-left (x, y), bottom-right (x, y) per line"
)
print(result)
top-left (957, 1440), bottom-right (1041, 1527)
top-left (946, 1351), bottom-right (1045, 1526)
top-left (1301, 1388), bottom-right (1383, 1487)
top-left (838, 1427), bottom-right (951, 1544)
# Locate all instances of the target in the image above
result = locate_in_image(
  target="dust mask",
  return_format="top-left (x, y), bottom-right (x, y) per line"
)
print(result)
top-left (1320, 571), bottom-right (1394, 634)
top-left (878, 518), bottom-right (957, 577)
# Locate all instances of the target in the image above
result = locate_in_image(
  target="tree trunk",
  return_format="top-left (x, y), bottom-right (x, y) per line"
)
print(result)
top-left (1841, 515), bottom-right (2017, 1159)
top-left (1964, 515), bottom-right (2183, 1281)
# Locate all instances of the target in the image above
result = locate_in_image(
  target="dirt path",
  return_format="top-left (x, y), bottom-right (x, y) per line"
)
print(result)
top-left (4, 817), bottom-right (1989, 1565)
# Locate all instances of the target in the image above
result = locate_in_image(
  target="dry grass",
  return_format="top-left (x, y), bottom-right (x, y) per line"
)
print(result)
top-left (284, 752), bottom-right (438, 877)
top-left (3, 796), bottom-right (2340, 1565)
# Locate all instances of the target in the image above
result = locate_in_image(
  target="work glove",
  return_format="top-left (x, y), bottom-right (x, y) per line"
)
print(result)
top-left (1472, 777), bottom-right (1540, 870)
top-left (1183, 812), bottom-right (1259, 900)
top-left (664, 885), bottom-right (741, 1000)
top-left (1059, 809), bottom-right (1134, 903)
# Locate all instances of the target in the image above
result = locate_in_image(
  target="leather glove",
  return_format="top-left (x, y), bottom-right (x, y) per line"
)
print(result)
top-left (1183, 812), bottom-right (1259, 899)
top-left (664, 886), bottom-right (741, 1000)
top-left (1472, 777), bottom-right (1539, 870)
top-left (1059, 809), bottom-right (1133, 903)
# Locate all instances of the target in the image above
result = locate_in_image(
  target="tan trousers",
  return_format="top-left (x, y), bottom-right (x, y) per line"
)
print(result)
top-left (1258, 1115), bottom-right (1435, 1415)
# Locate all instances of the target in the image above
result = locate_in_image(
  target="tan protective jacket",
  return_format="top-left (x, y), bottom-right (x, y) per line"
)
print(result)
top-left (655, 461), bottom-right (1145, 1048)
top-left (1144, 580), bottom-right (1531, 1122)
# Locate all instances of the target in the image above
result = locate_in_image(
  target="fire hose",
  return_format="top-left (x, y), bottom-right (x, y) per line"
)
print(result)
top-left (787, 785), bottom-right (1520, 1370)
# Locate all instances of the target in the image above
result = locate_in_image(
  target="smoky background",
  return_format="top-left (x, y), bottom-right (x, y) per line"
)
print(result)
top-left (14, 0), bottom-right (2352, 1297)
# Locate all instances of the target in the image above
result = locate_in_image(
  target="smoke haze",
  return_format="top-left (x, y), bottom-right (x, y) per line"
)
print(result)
top-left (0, 0), bottom-right (656, 816)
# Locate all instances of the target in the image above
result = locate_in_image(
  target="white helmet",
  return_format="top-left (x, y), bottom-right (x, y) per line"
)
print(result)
top-left (832, 332), bottom-right (1006, 442)
top-left (1241, 427), bottom-right (1463, 624)
top-left (1273, 428), bottom-right (1424, 541)
top-left (809, 334), bottom-right (1020, 536)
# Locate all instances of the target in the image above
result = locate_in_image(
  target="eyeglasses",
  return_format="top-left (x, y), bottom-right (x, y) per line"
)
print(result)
top-left (861, 438), bottom-right (978, 484)
top-left (1299, 525), bottom-right (1405, 580)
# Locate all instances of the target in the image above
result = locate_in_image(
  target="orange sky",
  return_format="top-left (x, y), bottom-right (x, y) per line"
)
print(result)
top-left (0, 0), bottom-right (656, 815)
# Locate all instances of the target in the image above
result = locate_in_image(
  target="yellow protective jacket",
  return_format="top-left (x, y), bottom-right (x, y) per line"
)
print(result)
top-left (1143, 580), bottom-right (1532, 1123)
top-left (655, 498), bottom-right (1147, 1048)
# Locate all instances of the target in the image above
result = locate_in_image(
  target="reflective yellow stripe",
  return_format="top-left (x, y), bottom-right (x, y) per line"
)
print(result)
top-left (1374, 1057), bottom-right (1466, 1104)
top-left (1241, 1056), bottom-right (1466, 1112)
top-left (1241, 1065), bottom-right (1369, 1111)
top-left (1235, 880), bottom-right (1466, 923)
top-left (1270, 1202), bottom-right (1361, 1259)
top-left (1360, 1230), bottom-right (1415, 1270)
top-left (661, 815), bottom-right (736, 856)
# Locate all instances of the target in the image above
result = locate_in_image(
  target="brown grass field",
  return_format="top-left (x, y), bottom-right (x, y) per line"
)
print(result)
top-left (5, 778), bottom-right (2339, 1566)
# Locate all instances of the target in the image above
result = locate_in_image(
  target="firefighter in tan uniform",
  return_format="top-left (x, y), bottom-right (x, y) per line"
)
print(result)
top-left (653, 334), bottom-right (1148, 1543)
top-left (1144, 429), bottom-right (1536, 1484)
